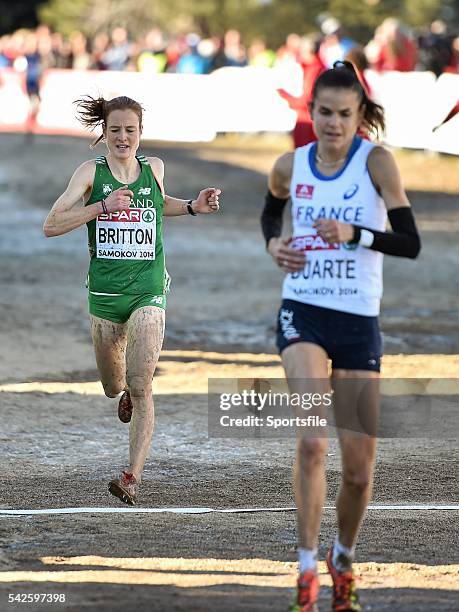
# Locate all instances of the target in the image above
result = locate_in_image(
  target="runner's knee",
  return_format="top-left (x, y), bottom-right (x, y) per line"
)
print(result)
top-left (126, 374), bottom-right (152, 399)
top-left (297, 437), bottom-right (328, 467)
top-left (102, 381), bottom-right (124, 398)
top-left (342, 468), bottom-right (372, 494)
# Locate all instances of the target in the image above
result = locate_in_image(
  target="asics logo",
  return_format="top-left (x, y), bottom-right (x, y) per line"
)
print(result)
top-left (343, 184), bottom-right (359, 200)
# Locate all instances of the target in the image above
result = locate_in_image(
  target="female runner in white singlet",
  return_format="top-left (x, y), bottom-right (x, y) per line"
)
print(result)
top-left (261, 61), bottom-right (421, 611)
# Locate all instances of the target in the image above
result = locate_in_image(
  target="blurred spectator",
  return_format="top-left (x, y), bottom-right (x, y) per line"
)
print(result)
top-left (69, 31), bottom-right (91, 70)
top-left (6, 29), bottom-right (28, 64)
top-left (446, 36), bottom-right (459, 73)
top-left (275, 33), bottom-right (302, 66)
top-left (17, 32), bottom-right (42, 132)
top-left (91, 32), bottom-right (109, 70)
top-left (366, 18), bottom-right (417, 72)
top-left (319, 17), bottom-right (356, 68)
top-left (51, 32), bottom-right (72, 68)
top-left (102, 27), bottom-right (132, 71)
top-left (222, 29), bottom-right (247, 67)
top-left (277, 33), bottom-right (325, 148)
top-left (137, 28), bottom-right (168, 73)
top-left (248, 39), bottom-right (276, 67)
top-left (163, 38), bottom-right (183, 72)
top-left (37, 33), bottom-right (57, 70)
top-left (24, 33), bottom-right (41, 93)
top-left (177, 34), bottom-right (212, 74)
top-left (209, 37), bottom-right (227, 71)
top-left (0, 36), bottom-right (10, 67)
top-left (417, 20), bottom-right (454, 76)
top-left (198, 38), bottom-right (218, 73)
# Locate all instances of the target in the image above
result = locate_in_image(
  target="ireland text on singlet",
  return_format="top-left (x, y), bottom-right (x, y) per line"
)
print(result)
top-left (85, 156), bottom-right (167, 295)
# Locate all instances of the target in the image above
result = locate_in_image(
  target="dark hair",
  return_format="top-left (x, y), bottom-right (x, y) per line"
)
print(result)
top-left (312, 60), bottom-right (385, 138)
top-left (344, 46), bottom-right (369, 72)
top-left (74, 95), bottom-right (144, 148)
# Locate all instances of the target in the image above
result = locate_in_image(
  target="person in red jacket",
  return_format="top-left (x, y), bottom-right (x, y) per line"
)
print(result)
top-left (367, 18), bottom-right (417, 72)
top-left (278, 34), bottom-right (325, 148)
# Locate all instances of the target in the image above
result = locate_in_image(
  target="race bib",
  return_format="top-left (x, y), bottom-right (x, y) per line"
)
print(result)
top-left (96, 208), bottom-right (156, 260)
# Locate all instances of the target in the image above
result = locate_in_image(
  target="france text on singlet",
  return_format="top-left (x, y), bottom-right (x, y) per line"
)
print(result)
top-left (283, 137), bottom-right (387, 316)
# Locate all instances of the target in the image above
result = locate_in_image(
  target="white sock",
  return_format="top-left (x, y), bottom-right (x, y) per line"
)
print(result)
top-left (298, 547), bottom-right (318, 574)
top-left (332, 536), bottom-right (355, 571)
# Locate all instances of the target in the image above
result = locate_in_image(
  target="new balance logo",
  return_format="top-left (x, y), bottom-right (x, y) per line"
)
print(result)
top-left (138, 187), bottom-right (151, 196)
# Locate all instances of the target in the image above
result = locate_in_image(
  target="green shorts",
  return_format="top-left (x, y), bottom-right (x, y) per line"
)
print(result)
top-left (88, 292), bottom-right (166, 324)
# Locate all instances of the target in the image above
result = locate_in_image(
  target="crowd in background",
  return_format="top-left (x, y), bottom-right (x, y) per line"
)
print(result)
top-left (1, 16), bottom-right (458, 145)
top-left (0, 17), bottom-right (458, 79)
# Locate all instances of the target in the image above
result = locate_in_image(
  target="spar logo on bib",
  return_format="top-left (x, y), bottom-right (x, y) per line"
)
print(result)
top-left (99, 209), bottom-right (142, 222)
top-left (296, 184), bottom-right (314, 199)
top-left (142, 209), bottom-right (155, 223)
top-left (291, 234), bottom-right (339, 251)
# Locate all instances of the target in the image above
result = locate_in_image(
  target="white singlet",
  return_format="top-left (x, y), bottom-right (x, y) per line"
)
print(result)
top-left (282, 137), bottom-right (387, 316)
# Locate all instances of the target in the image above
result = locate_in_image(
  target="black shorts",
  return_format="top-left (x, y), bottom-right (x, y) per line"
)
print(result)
top-left (276, 299), bottom-right (382, 372)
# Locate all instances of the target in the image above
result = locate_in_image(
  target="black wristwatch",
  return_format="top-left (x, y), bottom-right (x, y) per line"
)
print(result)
top-left (187, 200), bottom-right (197, 216)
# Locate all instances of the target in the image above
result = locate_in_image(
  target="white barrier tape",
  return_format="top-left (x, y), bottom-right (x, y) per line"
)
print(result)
top-left (0, 67), bottom-right (458, 153)
top-left (1, 504), bottom-right (458, 516)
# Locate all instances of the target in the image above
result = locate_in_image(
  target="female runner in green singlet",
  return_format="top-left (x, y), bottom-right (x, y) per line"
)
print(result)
top-left (43, 95), bottom-right (221, 505)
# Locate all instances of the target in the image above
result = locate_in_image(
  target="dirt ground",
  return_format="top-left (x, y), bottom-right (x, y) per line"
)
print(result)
top-left (0, 133), bottom-right (458, 611)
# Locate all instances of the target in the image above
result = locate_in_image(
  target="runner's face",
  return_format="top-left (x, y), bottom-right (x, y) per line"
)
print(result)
top-left (312, 88), bottom-right (364, 154)
top-left (104, 109), bottom-right (141, 160)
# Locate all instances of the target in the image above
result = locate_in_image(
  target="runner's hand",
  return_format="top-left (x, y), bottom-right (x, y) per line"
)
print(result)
top-left (313, 218), bottom-right (354, 243)
top-left (104, 186), bottom-right (133, 213)
top-left (192, 188), bottom-right (221, 214)
top-left (268, 237), bottom-right (306, 273)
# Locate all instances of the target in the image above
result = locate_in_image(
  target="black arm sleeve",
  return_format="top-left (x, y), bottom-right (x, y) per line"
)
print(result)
top-left (260, 190), bottom-right (288, 247)
top-left (351, 207), bottom-right (421, 259)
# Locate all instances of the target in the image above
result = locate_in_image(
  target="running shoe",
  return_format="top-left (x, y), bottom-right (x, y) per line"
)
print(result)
top-left (118, 390), bottom-right (133, 423)
top-left (109, 470), bottom-right (137, 505)
top-left (326, 546), bottom-right (361, 611)
top-left (288, 569), bottom-right (319, 611)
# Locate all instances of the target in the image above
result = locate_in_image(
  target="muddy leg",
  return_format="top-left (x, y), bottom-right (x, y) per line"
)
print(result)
top-left (125, 306), bottom-right (165, 481)
top-left (90, 315), bottom-right (127, 397)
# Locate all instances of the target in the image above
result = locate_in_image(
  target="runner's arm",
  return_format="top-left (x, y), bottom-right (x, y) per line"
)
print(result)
top-left (43, 161), bottom-right (99, 236)
top-left (352, 147), bottom-right (421, 258)
top-left (44, 162), bottom-right (133, 237)
top-left (261, 153), bottom-right (292, 248)
top-left (147, 156), bottom-right (221, 217)
top-left (164, 195), bottom-right (197, 216)
top-left (262, 153), bottom-right (305, 272)
top-left (147, 156), bottom-right (191, 216)
top-left (315, 147), bottom-right (421, 258)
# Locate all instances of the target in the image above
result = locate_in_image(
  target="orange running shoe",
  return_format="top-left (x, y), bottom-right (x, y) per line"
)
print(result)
top-left (289, 569), bottom-right (319, 612)
top-left (118, 390), bottom-right (133, 423)
top-left (326, 546), bottom-right (361, 611)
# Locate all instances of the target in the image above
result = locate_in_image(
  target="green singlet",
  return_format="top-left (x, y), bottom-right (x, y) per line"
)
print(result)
top-left (85, 155), bottom-right (169, 323)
